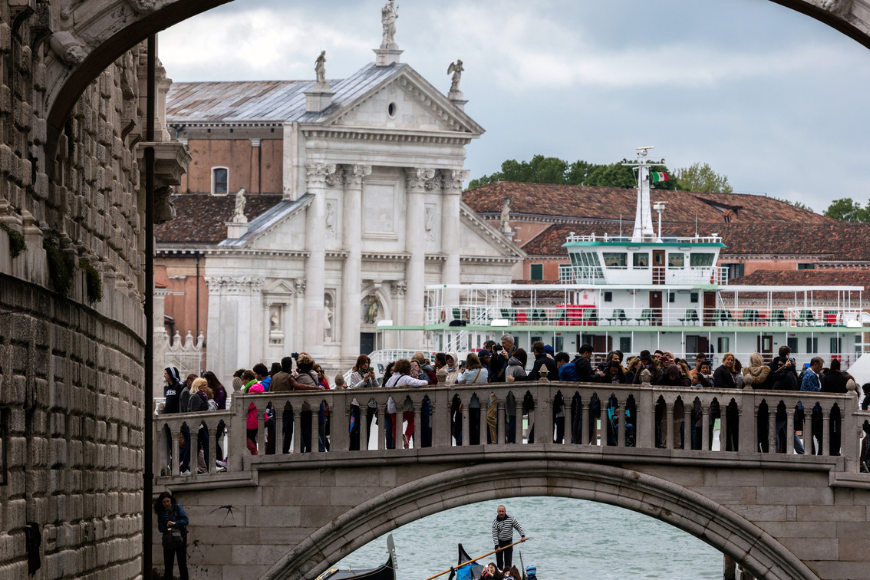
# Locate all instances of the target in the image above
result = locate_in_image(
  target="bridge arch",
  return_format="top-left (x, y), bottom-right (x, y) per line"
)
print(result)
top-left (262, 460), bottom-right (818, 580)
top-left (42, 0), bottom-right (870, 157)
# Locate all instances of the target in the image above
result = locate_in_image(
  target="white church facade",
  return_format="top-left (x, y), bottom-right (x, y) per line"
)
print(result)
top-left (156, 19), bottom-right (524, 379)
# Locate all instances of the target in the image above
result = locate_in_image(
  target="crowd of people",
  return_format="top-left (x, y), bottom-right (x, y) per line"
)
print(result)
top-left (160, 337), bottom-right (870, 469)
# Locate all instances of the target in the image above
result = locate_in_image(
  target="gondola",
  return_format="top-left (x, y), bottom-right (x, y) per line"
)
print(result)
top-left (315, 535), bottom-right (397, 580)
top-left (447, 544), bottom-right (484, 580)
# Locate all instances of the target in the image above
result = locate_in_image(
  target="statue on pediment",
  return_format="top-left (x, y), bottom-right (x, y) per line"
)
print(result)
top-left (381, 1), bottom-right (399, 49)
top-left (447, 59), bottom-right (464, 94)
top-left (500, 195), bottom-right (512, 234)
top-left (315, 50), bottom-right (327, 86)
top-left (232, 187), bottom-right (247, 223)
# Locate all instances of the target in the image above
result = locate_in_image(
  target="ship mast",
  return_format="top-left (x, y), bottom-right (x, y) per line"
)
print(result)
top-left (622, 147), bottom-right (666, 242)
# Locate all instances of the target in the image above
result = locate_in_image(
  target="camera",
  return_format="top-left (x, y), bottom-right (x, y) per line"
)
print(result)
top-left (291, 352), bottom-right (300, 360)
top-left (493, 344), bottom-right (503, 353)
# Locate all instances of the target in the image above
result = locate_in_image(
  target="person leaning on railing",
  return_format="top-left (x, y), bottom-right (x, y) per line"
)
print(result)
top-left (272, 356), bottom-right (326, 391)
top-left (349, 354), bottom-right (379, 389)
top-left (384, 359), bottom-right (430, 388)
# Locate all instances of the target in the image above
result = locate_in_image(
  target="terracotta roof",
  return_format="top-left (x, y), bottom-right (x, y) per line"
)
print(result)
top-left (521, 222), bottom-right (870, 260)
top-left (731, 269), bottom-right (870, 291)
top-left (462, 182), bottom-right (831, 224)
top-left (155, 194), bottom-right (283, 245)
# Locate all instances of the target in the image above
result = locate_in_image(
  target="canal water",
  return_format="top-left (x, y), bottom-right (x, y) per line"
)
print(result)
top-left (335, 496), bottom-right (722, 579)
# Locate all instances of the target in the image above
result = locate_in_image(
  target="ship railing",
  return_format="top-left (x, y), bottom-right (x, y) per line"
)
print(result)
top-left (152, 382), bottom-right (866, 481)
top-left (425, 306), bottom-right (864, 329)
top-left (565, 234), bottom-right (723, 244)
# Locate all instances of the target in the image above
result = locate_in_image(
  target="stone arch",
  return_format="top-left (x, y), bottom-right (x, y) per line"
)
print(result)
top-left (262, 460), bottom-right (819, 580)
top-left (42, 0), bottom-right (870, 160)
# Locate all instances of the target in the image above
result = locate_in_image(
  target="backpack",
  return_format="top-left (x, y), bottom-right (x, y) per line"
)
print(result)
top-left (207, 399), bottom-right (218, 411)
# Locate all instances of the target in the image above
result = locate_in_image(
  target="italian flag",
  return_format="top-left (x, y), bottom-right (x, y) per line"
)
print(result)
top-left (651, 172), bottom-right (669, 184)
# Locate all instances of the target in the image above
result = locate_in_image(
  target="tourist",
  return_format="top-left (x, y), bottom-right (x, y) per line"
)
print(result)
top-left (410, 360), bottom-right (428, 383)
top-left (505, 348), bottom-right (528, 382)
top-left (264, 401), bottom-right (275, 455)
top-left (632, 350), bottom-right (658, 384)
top-left (555, 352), bottom-right (578, 381)
top-left (155, 492), bottom-right (189, 580)
top-left (527, 341), bottom-right (558, 381)
top-left (697, 360), bottom-right (714, 387)
top-left (732, 357), bottom-right (745, 389)
top-left (334, 374), bottom-right (346, 389)
top-left (489, 334), bottom-right (516, 383)
top-left (412, 352), bottom-right (438, 384)
top-left (743, 354), bottom-right (771, 389)
top-left (240, 370), bottom-right (257, 392)
top-left (318, 400), bottom-right (330, 452)
top-left (187, 378), bottom-right (209, 413)
top-left (434, 352), bottom-right (448, 371)
top-left (163, 367), bottom-right (182, 414)
top-left (383, 362), bottom-right (395, 384)
top-left (477, 349), bottom-right (492, 379)
top-left (253, 363), bottom-right (271, 392)
top-left (457, 353), bottom-right (489, 384)
top-left (384, 359), bottom-right (430, 388)
top-left (801, 357), bottom-right (824, 392)
top-left (246, 401), bottom-right (259, 455)
top-left (573, 344), bottom-right (594, 382)
top-left (602, 361), bottom-right (628, 384)
top-left (713, 353), bottom-right (738, 389)
top-left (822, 359), bottom-right (848, 393)
top-left (272, 357), bottom-right (305, 392)
top-left (483, 562), bottom-right (503, 580)
top-left (445, 352), bottom-right (461, 385)
top-left (690, 352), bottom-right (707, 378)
top-left (295, 354), bottom-right (322, 388)
top-left (314, 364), bottom-right (330, 389)
top-left (503, 566), bottom-right (522, 580)
top-left (491, 505), bottom-right (526, 571)
top-left (202, 371), bottom-right (227, 410)
top-left (180, 374), bottom-right (196, 412)
top-left (350, 355), bottom-right (380, 389)
top-left (624, 357), bottom-right (640, 384)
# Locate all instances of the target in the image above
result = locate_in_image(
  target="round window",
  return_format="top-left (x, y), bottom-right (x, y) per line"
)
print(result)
top-left (388, 102), bottom-right (397, 117)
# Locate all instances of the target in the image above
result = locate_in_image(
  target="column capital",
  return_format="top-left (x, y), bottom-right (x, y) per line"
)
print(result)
top-left (344, 164), bottom-right (372, 189)
top-left (306, 163), bottom-right (338, 188)
top-left (405, 167), bottom-right (438, 193)
top-left (441, 169), bottom-right (470, 194)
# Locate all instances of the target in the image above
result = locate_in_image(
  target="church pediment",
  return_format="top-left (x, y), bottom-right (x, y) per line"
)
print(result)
top-left (323, 67), bottom-right (484, 137)
top-left (459, 201), bottom-right (526, 260)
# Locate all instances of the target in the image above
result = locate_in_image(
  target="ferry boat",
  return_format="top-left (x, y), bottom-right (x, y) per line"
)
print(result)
top-left (377, 148), bottom-right (868, 371)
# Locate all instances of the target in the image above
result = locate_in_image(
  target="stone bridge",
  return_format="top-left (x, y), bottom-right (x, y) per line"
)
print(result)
top-left (153, 380), bottom-right (870, 580)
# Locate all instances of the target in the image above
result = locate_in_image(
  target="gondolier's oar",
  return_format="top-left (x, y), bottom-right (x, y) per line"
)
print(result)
top-left (422, 538), bottom-right (531, 580)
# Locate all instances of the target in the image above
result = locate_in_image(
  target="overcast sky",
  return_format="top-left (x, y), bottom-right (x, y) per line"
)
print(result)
top-left (159, 0), bottom-right (870, 213)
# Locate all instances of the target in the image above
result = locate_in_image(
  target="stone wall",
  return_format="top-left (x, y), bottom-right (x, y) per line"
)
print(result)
top-left (0, 4), bottom-right (153, 578)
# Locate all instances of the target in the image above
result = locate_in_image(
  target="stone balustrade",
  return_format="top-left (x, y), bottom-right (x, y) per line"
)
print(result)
top-left (153, 381), bottom-right (865, 483)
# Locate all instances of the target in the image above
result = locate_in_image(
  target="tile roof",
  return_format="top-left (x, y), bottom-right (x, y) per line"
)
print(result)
top-left (729, 269), bottom-right (870, 295)
top-left (521, 222), bottom-right (870, 260)
top-left (166, 63), bottom-right (407, 124)
top-left (218, 195), bottom-right (313, 248)
top-left (155, 194), bottom-right (283, 245)
top-left (462, 182), bottom-right (832, 224)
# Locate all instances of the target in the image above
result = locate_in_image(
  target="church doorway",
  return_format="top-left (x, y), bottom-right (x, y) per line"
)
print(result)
top-left (361, 333), bottom-right (376, 356)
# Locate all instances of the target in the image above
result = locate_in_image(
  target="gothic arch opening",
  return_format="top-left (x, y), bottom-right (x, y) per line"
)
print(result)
top-left (262, 461), bottom-right (818, 580)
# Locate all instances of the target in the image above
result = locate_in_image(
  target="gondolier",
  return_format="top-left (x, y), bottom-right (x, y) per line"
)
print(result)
top-left (491, 505), bottom-right (526, 571)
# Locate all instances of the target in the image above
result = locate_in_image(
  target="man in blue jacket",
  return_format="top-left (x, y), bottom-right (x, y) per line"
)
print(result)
top-left (555, 352), bottom-right (579, 381)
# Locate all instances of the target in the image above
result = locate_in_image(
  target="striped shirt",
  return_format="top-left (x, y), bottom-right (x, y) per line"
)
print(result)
top-left (492, 514), bottom-right (525, 547)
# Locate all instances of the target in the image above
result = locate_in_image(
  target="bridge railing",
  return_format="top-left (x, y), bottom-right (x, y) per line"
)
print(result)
top-left (153, 381), bottom-right (863, 481)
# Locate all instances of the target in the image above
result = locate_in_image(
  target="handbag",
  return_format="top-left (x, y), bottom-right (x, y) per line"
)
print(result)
top-left (162, 507), bottom-right (186, 548)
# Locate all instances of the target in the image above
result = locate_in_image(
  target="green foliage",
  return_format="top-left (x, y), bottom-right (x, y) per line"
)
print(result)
top-left (0, 223), bottom-right (25, 259)
top-left (467, 155), bottom-right (678, 190)
top-left (823, 198), bottom-right (869, 222)
top-left (43, 237), bottom-right (75, 298)
top-left (777, 197), bottom-right (814, 213)
top-left (673, 162), bottom-right (733, 194)
top-left (79, 258), bottom-right (103, 304)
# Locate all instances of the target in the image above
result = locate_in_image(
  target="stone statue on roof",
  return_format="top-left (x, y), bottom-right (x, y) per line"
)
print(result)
top-left (315, 50), bottom-right (327, 86)
top-left (500, 195), bottom-right (512, 234)
top-left (381, 1), bottom-right (399, 49)
top-left (233, 187), bottom-right (247, 223)
top-left (447, 60), bottom-right (464, 94)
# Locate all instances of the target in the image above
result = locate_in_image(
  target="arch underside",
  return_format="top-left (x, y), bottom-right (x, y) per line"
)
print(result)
top-left (262, 461), bottom-right (819, 580)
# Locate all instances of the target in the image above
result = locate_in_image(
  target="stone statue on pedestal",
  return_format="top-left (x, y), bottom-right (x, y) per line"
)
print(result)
top-left (381, 1), bottom-right (399, 49)
top-left (500, 196), bottom-right (512, 234)
top-left (447, 59), bottom-right (464, 94)
top-left (315, 50), bottom-right (327, 86)
top-left (232, 187), bottom-right (247, 223)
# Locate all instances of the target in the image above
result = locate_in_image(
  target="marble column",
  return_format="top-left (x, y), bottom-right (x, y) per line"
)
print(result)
top-left (304, 163), bottom-right (334, 360)
top-left (404, 168), bottom-right (436, 342)
top-left (441, 170), bottom-right (468, 308)
top-left (341, 164), bottom-right (372, 365)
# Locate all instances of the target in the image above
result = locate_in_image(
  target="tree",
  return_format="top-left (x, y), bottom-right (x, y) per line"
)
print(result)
top-left (674, 162), bottom-right (733, 194)
top-left (824, 198), bottom-right (869, 222)
top-left (467, 155), bottom-right (678, 190)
